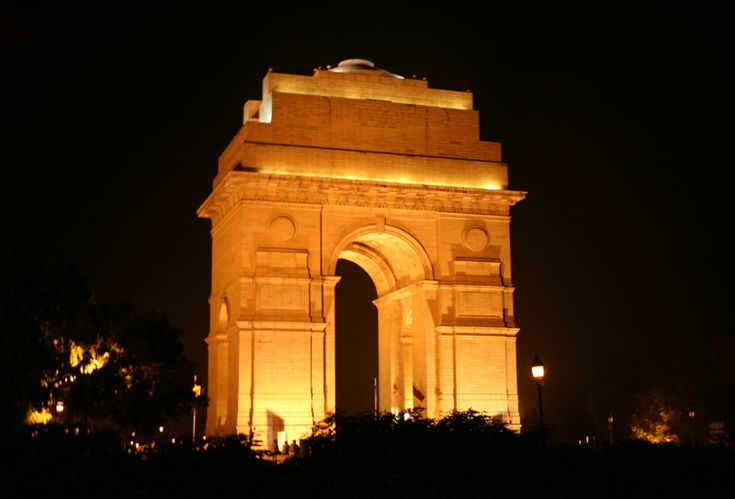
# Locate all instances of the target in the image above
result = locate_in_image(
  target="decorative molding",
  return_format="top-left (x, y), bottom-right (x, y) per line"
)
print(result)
top-left (199, 171), bottom-right (526, 225)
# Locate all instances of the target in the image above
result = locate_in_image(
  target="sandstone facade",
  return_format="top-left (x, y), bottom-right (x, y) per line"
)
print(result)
top-left (198, 59), bottom-right (526, 447)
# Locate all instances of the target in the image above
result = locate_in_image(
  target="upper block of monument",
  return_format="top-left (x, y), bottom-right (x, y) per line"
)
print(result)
top-left (217, 60), bottom-right (508, 190)
top-left (259, 58), bottom-right (473, 115)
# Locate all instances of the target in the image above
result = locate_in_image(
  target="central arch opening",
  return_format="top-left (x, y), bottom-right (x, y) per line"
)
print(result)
top-left (335, 259), bottom-right (378, 415)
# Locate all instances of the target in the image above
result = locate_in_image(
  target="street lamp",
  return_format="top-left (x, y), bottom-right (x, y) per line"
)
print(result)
top-left (608, 414), bottom-right (614, 446)
top-left (192, 374), bottom-right (202, 439)
top-left (531, 354), bottom-right (545, 442)
top-left (688, 409), bottom-right (696, 446)
top-left (54, 400), bottom-right (66, 427)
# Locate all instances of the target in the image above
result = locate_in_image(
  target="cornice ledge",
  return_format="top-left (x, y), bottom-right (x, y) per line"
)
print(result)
top-left (202, 171), bottom-right (525, 219)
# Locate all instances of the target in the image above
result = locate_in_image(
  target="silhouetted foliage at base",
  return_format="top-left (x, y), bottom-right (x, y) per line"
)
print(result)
top-left (4, 412), bottom-right (735, 498)
top-left (284, 410), bottom-right (533, 496)
top-left (4, 426), bottom-right (276, 498)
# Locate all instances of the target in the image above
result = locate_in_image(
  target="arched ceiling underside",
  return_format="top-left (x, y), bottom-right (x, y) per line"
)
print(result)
top-left (334, 228), bottom-right (432, 297)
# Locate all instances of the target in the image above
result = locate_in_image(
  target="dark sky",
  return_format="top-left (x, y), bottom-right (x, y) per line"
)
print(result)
top-left (2, 5), bottom-right (733, 442)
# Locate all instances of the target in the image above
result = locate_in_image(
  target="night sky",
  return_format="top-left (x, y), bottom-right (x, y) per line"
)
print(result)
top-left (2, 5), bottom-right (733, 442)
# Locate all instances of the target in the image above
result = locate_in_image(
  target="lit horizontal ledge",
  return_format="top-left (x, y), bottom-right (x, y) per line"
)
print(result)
top-left (220, 141), bottom-right (507, 191)
top-left (235, 320), bottom-right (328, 332)
top-left (436, 326), bottom-right (520, 337)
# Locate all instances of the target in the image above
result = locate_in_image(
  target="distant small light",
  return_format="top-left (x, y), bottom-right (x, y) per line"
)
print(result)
top-left (171, 437), bottom-right (176, 444)
top-left (403, 411), bottom-right (410, 421)
top-left (55, 401), bottom-right (65, 413)
top-left (158, 426), bottom-right (164, 433)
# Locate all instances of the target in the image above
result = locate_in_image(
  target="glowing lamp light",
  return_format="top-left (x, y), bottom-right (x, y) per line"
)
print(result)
top-left (193, 374), bottom-right (202, 397)
top-left (608, 414), bottom-right (614, 446)
top-left (158, 426), bottom-right (164, 433)
top-left (192, 374), bottom-right (202, 440)
top-left (531, 355), bottom-right (545, 381)
top-left (55, 401), bottom-right (65, 413)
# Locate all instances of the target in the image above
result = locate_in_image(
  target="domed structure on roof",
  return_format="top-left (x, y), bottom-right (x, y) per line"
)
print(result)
top-left (329, 59), bottom-right (404, 79)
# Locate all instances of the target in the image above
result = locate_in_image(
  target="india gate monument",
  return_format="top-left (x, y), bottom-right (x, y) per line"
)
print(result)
top-left (198, 59), bottom-right (526, 446)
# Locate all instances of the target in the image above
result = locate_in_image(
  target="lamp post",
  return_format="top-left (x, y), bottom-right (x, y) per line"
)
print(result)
top-left (608, 414), bottom-right (614, 446)
top-left (55, 400), bottom-right (66, 426)
top-left (192, 374), bottom-right (202, 440)
top-left (531, 354), bottom-right (545, 442)
top-left (688, 409), bottom-right (696, 446)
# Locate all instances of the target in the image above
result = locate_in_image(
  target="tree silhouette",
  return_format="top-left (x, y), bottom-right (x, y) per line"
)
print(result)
top-left (93, 308), bottom-right (199, 434)
top-left (0, 238), bottom-right (94, 428)
top-left (0, 238), bottom-right (201, 434)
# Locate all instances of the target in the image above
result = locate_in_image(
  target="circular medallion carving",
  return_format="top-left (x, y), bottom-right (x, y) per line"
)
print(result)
top-left (270, 216), bottom-right (296, 242)
top-left (463, 227), bottom-right (489, 252)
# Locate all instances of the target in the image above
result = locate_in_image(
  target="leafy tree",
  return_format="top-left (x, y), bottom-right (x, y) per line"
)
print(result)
top-left (92, 308), bottom-right (200, 434)
top-left (0, 238), bottom-right (94, 428)
top-left (630, 387), bottom-right (681, 443)
top-left (0, 238), bottom-right (202, 434)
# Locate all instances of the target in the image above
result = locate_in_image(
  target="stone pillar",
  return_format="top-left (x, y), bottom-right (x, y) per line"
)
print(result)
top-left (374, 294), bottom-right (404, 413)
top-left (204, 332), bottom-right (229, 435)
top-left (322, 276), bottom-right (340, 415)
top-left (246, 320), bottom-right (327, 446)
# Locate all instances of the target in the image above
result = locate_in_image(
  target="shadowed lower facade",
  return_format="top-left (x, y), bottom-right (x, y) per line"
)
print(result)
top-left (198, 59), bottom-right (526, 446)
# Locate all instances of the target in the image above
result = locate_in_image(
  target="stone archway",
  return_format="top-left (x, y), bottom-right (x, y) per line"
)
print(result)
top-left (198, 61), bottom-right (526, 447)
top-left (329, 225), bottom-right (437, 417)
top-left (333, 259), bottom-right (377, 415)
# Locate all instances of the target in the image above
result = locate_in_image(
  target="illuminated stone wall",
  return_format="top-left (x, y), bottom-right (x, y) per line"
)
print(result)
top-left (199, 60), bottom-right (525, 446)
